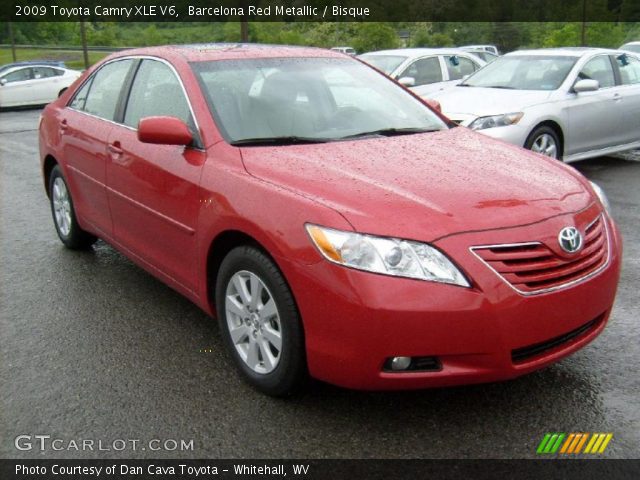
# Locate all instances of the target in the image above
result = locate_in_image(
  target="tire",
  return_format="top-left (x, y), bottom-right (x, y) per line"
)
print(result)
top-left (215, 246), bottom-right (306, 396)
top-left (58, 88), bottom-right (68, 98)
top-left (49, 165), bottom-right (97, 249)
top-left (524, 125), bottom-right (561, 160)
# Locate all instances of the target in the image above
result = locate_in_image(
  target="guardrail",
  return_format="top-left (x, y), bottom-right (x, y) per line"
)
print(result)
top-left (0, 44), bottom-right (131, 52)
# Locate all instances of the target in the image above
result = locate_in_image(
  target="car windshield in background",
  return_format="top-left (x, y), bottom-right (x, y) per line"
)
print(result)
top-left (192, 57), bottom-right (447, 145)
top-left (357, 54), bottom-right (408, 75)
top-left (460, 55), bottom-right (577, 91)
top-left (621, 43), bottom-right (640, 54)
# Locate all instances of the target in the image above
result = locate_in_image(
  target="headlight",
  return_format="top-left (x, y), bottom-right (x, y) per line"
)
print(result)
top-left (306, 224), bottom-right (470, 287)
top-left (469, 112), bottom-right (523, 131)
top-left (590, 181), bottom-right (611, 215)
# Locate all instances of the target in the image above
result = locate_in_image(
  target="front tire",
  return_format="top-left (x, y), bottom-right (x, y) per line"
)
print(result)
top-left (525, 125), bottom-right (561, 160)
top-left (215, 246), bottom-right (306, 396)
top-left (49, 165), bottom-right (97, 249)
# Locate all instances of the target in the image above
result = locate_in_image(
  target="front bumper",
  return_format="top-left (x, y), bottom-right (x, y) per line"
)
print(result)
top-left (278, 214), bottom-right (622, 390)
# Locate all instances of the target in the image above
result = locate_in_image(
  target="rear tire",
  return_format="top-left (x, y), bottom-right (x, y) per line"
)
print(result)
top-left (525, 125), bottom-right (561, 160)
top-left (49, 165), bottom-right (97, 249)
top-left (215, 246), bottom-right (306, 396)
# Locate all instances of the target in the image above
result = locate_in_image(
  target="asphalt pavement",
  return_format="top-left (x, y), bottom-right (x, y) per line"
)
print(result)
top-left (1, 109), bottom-right (638, 459)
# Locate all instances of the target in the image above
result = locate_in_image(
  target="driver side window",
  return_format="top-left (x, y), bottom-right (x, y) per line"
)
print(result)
top-left (578, 56), bottom-right (615, 88)
top-left (398, 57), bottom-right (443, 86)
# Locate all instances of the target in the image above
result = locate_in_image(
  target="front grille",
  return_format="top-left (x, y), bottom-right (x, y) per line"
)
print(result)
top-left (472, 215), bottom-right (608, 294)
top-left (511, 313), bottom-right (604, 363)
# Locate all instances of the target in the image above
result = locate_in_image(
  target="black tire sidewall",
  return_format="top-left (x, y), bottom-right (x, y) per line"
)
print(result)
top-left (49, 165), bottom-right (94, 249)
top-left (215, 246), bottom-right (306, 396)
top-left (525, 126), bottom-right (561, 160)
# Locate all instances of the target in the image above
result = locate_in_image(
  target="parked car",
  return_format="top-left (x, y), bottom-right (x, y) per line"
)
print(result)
top-left (331, 46), bottom-right (357, 56)
top-left (460, 48), bottom-right (499, 63)
top-left (358, 48), bottom-right (486, 96)
top-left (461, 44), bottom-right (500, 55)
top-left (0, 64), bottom-right (81, 108)
top-left (427, 47), bottom-right (640, 162)
top-left (39, 44), bottom-right (621, 396)
top-left (620, 41), bottom-right (640, 54)
top-left (0, 60), bottom-right (66, 76)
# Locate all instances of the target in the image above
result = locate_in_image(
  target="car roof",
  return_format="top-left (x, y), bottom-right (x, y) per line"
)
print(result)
top-left (114, 43), bottom-right (345, 63)
top-left (505, 47), bottom-right (621, 57)
top-left (621, 41), bottom-right (640, 46)
top-left (360, 48), bottom-right (474, 58)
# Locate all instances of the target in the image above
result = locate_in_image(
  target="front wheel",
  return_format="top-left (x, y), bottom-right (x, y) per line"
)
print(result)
top-left (524, 126), bottom-right (561, 159)
top-left (215, 246), bottom-right (306, 396)
top-left (49, 165), bottom-right (97, 249)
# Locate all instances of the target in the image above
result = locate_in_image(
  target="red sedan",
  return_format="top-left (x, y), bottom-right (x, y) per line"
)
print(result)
top-left (39, 44), bottom-right (622, 395)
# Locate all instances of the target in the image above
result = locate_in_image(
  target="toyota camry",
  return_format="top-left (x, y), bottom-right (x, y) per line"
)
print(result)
top-left (39, 44), bottom-right (622, 395)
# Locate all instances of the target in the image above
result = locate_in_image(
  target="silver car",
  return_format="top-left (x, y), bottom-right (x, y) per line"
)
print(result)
top-left (427, 47), bottom-right (640, 162)
top-left (358, 48), bottom-right (485, 97)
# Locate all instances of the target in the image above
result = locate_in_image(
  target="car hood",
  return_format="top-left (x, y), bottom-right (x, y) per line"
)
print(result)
top-left (240, 127), bottom-right (591, 241)
top-left (428, 86), bottom-right (554, 118)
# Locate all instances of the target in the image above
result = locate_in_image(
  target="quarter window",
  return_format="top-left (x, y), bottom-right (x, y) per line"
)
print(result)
top-left (81, 59), bottom-right (134, 121)
top-left (578, 56), bottom-right (615, 88)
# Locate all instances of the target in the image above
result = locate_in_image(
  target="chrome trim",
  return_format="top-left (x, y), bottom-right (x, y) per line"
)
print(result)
top-left (66, 55), bottom-right (205, 150)
top-left (469, 214), bottom-right (610, 296)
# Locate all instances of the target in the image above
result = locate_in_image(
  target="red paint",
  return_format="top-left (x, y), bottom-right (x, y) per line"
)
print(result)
top-left (138, 116), bottom-right (193, 146)
top-left (39, 45), bottom-right (622, 390)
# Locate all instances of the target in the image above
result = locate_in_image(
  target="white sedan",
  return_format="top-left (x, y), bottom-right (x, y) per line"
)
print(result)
top-left (427, 48), bottom-right (640, 162)
top-left (0, 64), bottom-right (81, 108)
top-left (358, 48), bottom-right (486, 97)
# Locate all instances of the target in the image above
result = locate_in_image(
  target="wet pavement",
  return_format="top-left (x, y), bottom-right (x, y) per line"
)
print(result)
top-left (1, 109), bottom-right (638, 459)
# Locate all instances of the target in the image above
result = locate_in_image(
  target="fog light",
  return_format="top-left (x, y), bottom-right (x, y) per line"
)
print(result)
top-left (390, 356), bottom-right (412, 371)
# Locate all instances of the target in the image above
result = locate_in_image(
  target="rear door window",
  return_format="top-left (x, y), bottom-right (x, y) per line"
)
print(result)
top-left (81, 59), bottom-right (135, 121)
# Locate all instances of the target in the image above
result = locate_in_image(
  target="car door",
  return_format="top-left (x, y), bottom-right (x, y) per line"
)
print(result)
top-left (60, 58), bottom-right (136, 238)
top-left (563, 54), bottom-right (623, 155)
top-left (613, 53), bottom-right (640, 145)
top-left (0, 67), bottom-right (35, 106)
top-left (106, 58), bottom-right (205, 293)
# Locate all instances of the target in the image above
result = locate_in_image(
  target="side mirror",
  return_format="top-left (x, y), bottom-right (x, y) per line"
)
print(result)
top-left (0, 78), bottom-right (7, 86)
top-left (398, 76), bottom-right (416, 87)
top-left (573, 79), bottom-right (599, 93)
top-left (424, 98), bottom-right (442, 113)
top-left (138, 116), bottom-right (193, 146)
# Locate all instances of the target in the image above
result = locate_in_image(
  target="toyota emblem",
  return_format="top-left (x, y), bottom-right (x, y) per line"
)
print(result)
top-left (558, 226), bottom-right (583, 254)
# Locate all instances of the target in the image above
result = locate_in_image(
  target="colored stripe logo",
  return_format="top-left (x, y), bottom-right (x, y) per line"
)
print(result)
top-left (537, 433), bottom-right (612, 454)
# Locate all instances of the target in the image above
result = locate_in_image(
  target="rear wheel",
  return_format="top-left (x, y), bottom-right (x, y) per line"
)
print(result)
top-left (215, 246), bottom-right (306, 396)
top-left (525, 126), bottom-right (561, 160)
top-left (49, 165), bottom-right (97, 249)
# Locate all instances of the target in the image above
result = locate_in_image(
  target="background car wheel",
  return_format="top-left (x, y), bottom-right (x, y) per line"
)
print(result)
top-left (525, 126), bottom-right (561, 159)
top-left (216, 246), bottom-right (306, 396)
top-left (58, 88), bottom-right (68, 98)
top-left (49, 165), bottom-right (97, 249)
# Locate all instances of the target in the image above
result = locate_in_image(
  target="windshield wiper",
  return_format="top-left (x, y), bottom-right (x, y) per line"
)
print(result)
top-left (339, 127), bottom-right (439, 140)
top-left (483, 85), bottom-right (516, 89)
top-left (230, 136), bottom-right (331, 146)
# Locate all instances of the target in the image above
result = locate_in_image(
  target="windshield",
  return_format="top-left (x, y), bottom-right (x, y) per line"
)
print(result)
top-left (192, 57), bottom-right (447, 145)
top-left (460, 55), bottom-right (577, 91)
top-left (357, 54), bottom-right (408, 74)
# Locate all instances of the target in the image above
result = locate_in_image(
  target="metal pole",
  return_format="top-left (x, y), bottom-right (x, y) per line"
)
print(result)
top-left (80, 21), bottom-right (89, 69)
top-left (8, 22), bottom-right (17, 62)
top-left (581, 0), bottom-right (587, 46)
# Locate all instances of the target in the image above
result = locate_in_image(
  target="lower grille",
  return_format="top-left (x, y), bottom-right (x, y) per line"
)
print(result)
top-left (511, 314), bottom-right (604, 364)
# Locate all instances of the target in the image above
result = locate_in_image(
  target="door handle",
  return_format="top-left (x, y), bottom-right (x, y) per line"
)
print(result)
top-left (108, 142), bottom-right (123, 156)
top-left (613, 93), bottom-right (622, 101)
top-left (59, 119), bottom-right (68, 134)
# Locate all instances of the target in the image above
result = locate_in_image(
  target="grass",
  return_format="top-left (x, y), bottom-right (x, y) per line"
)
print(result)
top-left (0, 48), bottom-right (110, 70)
